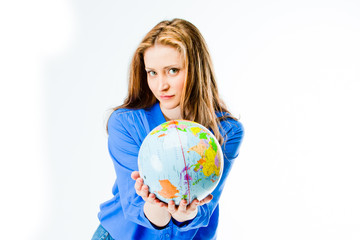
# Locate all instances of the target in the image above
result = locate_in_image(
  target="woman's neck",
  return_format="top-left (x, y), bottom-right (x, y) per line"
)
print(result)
top-left (160, 105), bottom-right (182, 121)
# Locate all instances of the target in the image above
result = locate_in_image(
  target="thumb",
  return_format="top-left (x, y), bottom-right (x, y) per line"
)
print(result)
top-left (131, 171), bottom-right (140, 180)
top-left (199, 194), bottom-right (213, 205)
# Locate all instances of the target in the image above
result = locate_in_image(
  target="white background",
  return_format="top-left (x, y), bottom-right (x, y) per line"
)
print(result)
top-left (1, 0), bottom-right (360, 239)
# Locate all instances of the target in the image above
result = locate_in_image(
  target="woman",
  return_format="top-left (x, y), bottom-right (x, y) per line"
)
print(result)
top-left (92, 18), bottom-right (244, 240)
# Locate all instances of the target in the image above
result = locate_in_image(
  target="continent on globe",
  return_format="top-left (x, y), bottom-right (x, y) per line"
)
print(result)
top-left (156, 179), bottom-right (179, 199)
top-left (188, 140), bottom-right (208, 157)
top-left (202, 144), bottom-right (219, 176)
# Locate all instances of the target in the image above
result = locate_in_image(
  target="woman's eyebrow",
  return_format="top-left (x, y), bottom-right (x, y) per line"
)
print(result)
top-left (145, 64), bottom-right (182, 70)
top-left (164, 64), bottom-right (181, 69)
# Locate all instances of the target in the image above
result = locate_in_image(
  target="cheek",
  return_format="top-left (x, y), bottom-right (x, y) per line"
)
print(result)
top-left (175, 74), bottom-right (186, 92)
top-left (176, 81), bottom-right (185, 93)
top-left (147, 79), bottom-right (156, 93)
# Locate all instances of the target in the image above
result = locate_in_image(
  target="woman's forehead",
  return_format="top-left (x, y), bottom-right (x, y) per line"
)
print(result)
top-left (144, 44), bottom-right (185, 68)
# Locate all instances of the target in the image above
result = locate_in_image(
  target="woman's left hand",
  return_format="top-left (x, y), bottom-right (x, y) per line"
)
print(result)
top-left (167, 195), bottom-right (213, 223)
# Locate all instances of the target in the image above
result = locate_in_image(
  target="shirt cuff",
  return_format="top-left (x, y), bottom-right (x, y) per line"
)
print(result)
top-left (171, 217), bottom-right (194, 228)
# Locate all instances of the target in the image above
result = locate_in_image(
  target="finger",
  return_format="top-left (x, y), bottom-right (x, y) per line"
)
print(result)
top-left (178, 199), bottom-right (187, 212)
top-left (188, 199), bottom-right (200, 212)
top-left (139, 184), bottom-right (149, 197)
top-left (147, 193), bottom-right (156, 204)
top-left (131, 171), bottom-right (140, 180)
top-left (168, 200), bottom-right (176, 214)
top-left (199, 194), bottom-right (213, 206)
top-left (159, 201), bottom-right (168, 208)
top-left (157, 200), bottom-right (168, 209)
top-left (134, 178), bottom-right (143, 192)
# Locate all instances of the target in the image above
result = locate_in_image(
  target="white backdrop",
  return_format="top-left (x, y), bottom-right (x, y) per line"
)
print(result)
top-left (1, 0), bottom-right (360, 239)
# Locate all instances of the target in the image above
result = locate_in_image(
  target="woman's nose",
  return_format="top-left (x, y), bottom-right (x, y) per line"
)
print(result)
top-left (158, 75), bottom-right (170, 91)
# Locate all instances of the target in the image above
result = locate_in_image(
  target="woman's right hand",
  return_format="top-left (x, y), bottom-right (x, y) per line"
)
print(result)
top-left (131, 171), bottom-right (171, 227)
top-left (131, 171), bottom-right (167, 208)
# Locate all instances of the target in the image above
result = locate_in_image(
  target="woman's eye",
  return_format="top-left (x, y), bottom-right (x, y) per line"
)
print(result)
top-left (169, 68), bottom-right (179, 75)
top-left (148, 71), bottom-right (156, 76)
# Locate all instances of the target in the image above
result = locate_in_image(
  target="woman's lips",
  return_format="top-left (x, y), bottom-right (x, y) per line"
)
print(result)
top-left (160, 95), bottom-right (174, 100)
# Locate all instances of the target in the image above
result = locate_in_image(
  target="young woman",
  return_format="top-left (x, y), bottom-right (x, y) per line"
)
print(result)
top-left (92, 18), bottom-right (244, 240)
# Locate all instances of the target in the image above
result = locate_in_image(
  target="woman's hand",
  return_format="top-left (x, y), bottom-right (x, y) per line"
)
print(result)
top-left (131, 171), bottom-right (213, 225)
top-left (131, 171), bottom-right (167, 208)
top-left (168, 194), bottom-right (213, 223)
top-left (131, 171), bottom-right (171, 227)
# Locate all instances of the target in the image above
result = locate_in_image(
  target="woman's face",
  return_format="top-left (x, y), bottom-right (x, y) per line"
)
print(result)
top-left (144, 44), bottom-right (186, 119)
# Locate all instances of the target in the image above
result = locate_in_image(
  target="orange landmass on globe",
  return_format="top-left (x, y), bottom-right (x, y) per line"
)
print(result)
top-left (157, 179), bottom-right (179, 199)
top-left (158, 133), bottom-right (166, 138)
top-left (197, 158), bottom-right (206, 164)
top-left (189, 142), bottom-right (207, 157)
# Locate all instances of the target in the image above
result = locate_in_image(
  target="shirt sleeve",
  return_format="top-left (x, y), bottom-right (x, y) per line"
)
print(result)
top-left (107, 110), bottom-right (162, 230)
top-left (172, 119), bottom-right (244, 231)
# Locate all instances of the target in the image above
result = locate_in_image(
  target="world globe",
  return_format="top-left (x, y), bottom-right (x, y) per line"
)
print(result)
top-left (138, 120), bottom-right (223, 205)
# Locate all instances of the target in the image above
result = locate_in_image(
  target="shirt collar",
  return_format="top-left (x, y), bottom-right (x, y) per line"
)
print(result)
top-left (146, 101), bottom-right (166, 131)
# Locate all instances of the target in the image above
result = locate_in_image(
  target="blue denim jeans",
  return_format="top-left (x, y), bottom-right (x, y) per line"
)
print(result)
top-left (91, 224), bottom-right (115, 240)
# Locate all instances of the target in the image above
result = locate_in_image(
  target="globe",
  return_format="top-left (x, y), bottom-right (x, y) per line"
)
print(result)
top-left (138, 120), bottom-right (223, 205)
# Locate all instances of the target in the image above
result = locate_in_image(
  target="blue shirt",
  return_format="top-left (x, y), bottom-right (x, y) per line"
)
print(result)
top-left (98, 102), bottom-right (244, 240)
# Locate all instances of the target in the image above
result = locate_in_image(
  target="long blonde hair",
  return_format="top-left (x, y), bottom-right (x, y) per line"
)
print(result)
top-left (110, 18), bottom-right (235, 144)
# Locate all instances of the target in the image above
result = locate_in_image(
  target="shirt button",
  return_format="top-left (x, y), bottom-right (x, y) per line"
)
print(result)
top-left (166, 233), bottom-right (170, 238)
